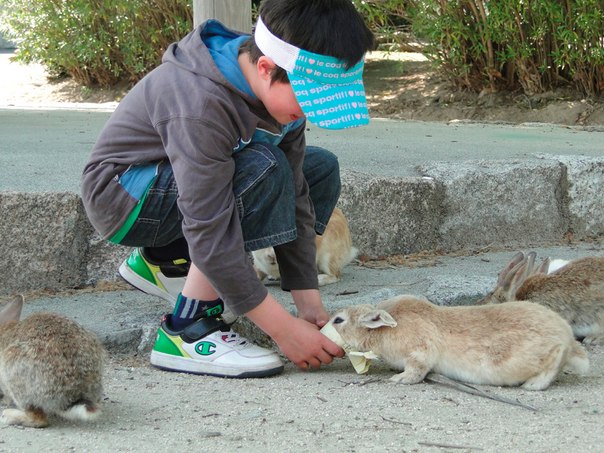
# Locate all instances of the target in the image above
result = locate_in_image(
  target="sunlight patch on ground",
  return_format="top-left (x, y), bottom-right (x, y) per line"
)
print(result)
top-left (366, 51), bottom-right (429, 62)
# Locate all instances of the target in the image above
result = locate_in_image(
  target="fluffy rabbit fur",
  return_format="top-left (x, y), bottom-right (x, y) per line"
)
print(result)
top-left (477, 251), bottom-right (604, 343)
top-left (252, 207), bottom-right (358, 286)
top-left (0, 295), bottom-right (106, 428)
top-left (329, 295), bottom-right (589, 390)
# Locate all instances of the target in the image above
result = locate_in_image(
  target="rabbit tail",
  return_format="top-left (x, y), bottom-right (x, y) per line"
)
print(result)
top-left (565, 341), bottom-right (590, 375)
top-left (59, 400), bottom-right (101, 422)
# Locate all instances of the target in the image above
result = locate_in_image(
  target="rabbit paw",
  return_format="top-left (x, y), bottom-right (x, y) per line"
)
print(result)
top-left (318, 273), bottom-right (339, 286)
top-left (1, 408), bottom-right (49, 428)
top-left (390, 369), bottom-right (427, 384)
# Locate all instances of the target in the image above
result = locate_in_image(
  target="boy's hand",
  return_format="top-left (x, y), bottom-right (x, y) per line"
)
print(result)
top-left (246, 294), bottom-right (344, 370)
top-left (291, 289), bottom-right (330, 327)
top-left (273, 317), bottom-right (344, 370)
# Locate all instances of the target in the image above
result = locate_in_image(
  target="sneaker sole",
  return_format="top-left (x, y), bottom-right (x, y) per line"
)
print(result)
top-left (118, 260), bottom-right (174, 302)
top-left (150, 350), bottom-right (284, 378)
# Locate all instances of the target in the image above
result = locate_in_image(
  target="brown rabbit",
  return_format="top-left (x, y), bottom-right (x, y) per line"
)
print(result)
top-left (0, 295), bottom-right (106, 428)
top-left (328, 295), bottom-right (588, 390)
top-left (252, 207), bottom-right (358, 286)
top-left (477, 252), bottom-right (604, 343)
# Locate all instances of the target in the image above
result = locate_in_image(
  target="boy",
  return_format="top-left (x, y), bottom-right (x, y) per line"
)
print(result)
top-left (81, 0), bottom-right (374, 378)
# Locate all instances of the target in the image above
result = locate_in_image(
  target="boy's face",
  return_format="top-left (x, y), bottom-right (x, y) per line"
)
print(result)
top-left (255, 57), bottom-right (305, 125)
top-left (262, 80), bottom-right (305, 125)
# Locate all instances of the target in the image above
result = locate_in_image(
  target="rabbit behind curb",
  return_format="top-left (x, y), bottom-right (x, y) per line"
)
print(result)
top-left (478, 251), bottom-right (604, 344)
top-left (328, 295), bottom-right (588, 390)
top-left (252, 207), bottom-right (358, 286)
top-left (0, 295), bottom-right (106, 428)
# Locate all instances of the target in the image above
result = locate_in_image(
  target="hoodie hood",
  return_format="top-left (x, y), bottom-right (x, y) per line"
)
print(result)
top-left (162, 20), bottom-right (253, 99)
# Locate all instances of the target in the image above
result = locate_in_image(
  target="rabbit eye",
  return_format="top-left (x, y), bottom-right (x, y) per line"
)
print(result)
top-left (332, 316), bottom-right (344, 324)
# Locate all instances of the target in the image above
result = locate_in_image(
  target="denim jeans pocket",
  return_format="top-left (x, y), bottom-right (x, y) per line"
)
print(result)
top-left (232, 144), bottom-right (278, 199)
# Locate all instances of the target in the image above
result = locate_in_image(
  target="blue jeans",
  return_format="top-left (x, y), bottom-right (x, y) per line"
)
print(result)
top-left (119, 144), bottom-right (341, 252)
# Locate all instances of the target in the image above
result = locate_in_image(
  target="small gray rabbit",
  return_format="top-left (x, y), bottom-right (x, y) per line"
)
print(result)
top-left (0, 295), bottom-right (106, 428)
top-left (478, 251), bottom-right (604, 344)
top-left (328, 295), bottom-right (588, 390)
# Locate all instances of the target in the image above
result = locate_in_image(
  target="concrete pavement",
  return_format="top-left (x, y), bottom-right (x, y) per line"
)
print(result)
top-left (1, 106), bottom-right (604, 452)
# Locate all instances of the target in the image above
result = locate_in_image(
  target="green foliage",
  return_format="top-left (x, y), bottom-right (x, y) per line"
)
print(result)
top-left (409, 0), bottom-right (604, 96)
top-left (2, 0), bottom-right (601, 97)
top-left (352, 0), bottom-right (416, 51)
top-left (0, 0), bottom-right (192, 87)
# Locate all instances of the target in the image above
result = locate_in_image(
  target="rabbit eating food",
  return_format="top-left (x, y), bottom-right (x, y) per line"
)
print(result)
top-left (328, 295), bottom-right (589, 390)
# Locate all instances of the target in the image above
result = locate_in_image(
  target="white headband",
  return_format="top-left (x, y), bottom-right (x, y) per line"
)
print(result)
top-left (254, 16), bottom-right (299, 72)
top-left (252, 15), bottom-right (369, 129)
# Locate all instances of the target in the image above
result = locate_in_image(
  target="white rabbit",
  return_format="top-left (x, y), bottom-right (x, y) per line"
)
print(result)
top-left (0, 295), bottom-right (106, 428)
top-left (328, 295), bottom-right (588, 390)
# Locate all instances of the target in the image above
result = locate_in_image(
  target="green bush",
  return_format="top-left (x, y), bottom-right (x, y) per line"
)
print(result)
top-left (0, 0), bottom-right (192, 87)
top-left (2, 0), bottom-right (602, 97)
top-left (410, 0), bottom-right (604, 96)
top-left (352, 0), bottom-right (416, 51)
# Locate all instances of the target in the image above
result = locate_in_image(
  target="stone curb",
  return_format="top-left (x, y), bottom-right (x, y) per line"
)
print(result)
top-left (1, 153), bottom-right (603, 296)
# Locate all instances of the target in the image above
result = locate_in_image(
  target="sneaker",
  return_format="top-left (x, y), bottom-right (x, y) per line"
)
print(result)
top-left (119, 248), bottom-right (188, 302)
top-left (150, 315), bottom-right (284, 378)
top-left (119, 248), bottom-right (238, 323)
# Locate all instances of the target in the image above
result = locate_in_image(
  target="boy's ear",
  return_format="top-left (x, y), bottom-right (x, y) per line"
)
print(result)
top-left (257, 56), bottom-right (276, 81)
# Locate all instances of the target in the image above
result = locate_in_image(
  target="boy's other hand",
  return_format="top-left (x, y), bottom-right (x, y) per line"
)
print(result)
top-left (291, 289), bottom-right (330, 328)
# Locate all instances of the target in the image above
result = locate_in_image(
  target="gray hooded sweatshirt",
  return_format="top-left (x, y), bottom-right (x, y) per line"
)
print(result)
top-left (81, 21), bottom-right (318, 315)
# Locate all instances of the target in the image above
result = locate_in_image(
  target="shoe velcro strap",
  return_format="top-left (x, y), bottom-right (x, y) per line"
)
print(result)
top-left (181, 316), bottom-right (228, 343)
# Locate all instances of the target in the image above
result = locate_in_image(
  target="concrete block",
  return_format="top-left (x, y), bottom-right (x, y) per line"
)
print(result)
top-left (338, 170), bottom-right (444, 257)
top-left (85, 230), bottom-right (131, 284)
top-left (426, 275), bottom-right (494, 306)
top-left (0, 192), bottom-right (90, 294)
top-left (418, 160), bottom-right (568, 251)
top-left (557, 155), bottom-right (604, 238)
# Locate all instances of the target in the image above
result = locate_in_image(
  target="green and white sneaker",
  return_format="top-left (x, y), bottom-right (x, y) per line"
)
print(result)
top-left (119, 248), bottom-right (188, 303)
top-left (150, 315), bottom-right (284, 378)
top-left (119, 248), bottom-right (238, 323)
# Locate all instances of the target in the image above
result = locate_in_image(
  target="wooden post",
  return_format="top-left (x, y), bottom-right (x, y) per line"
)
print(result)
top-left (193, 0), bottom-right (252, 33)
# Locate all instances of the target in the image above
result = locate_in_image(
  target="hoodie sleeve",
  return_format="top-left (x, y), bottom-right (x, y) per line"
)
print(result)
top-left (272, 121), bottom-right (319, 291)
top-left (156, 112), bottom-right (268, 315)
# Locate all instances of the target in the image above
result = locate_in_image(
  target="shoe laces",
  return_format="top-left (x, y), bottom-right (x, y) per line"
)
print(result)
top-left (218, 328), bottom-right (249, 348)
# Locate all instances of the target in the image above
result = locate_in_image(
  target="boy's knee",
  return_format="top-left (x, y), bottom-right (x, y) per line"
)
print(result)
top-left (317, 148), bottom-right (339, 170)
top-left (304, 147), bottom-right (341, 186)
top-left (323, 151), bottom-right (340, 178)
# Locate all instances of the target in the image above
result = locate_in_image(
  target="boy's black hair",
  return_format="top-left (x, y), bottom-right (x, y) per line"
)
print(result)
top-left (240, 0), bottom-right (375, 84)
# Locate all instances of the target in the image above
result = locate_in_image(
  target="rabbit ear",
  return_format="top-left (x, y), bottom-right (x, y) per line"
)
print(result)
top-left (0, 294), bottom-right (24, 324)
top-left (536, 257), bottom-right (551, 274)
top-left (525, 251), bottom-right (538, 274)
top-left (498, 254), bottom-right (529, 300)
top-left (358, 310), bottom-right (398, 329)
top-left (506, 252), bottom-right (540, 297)
top-left (497, 252), bottom-right (525, 286)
